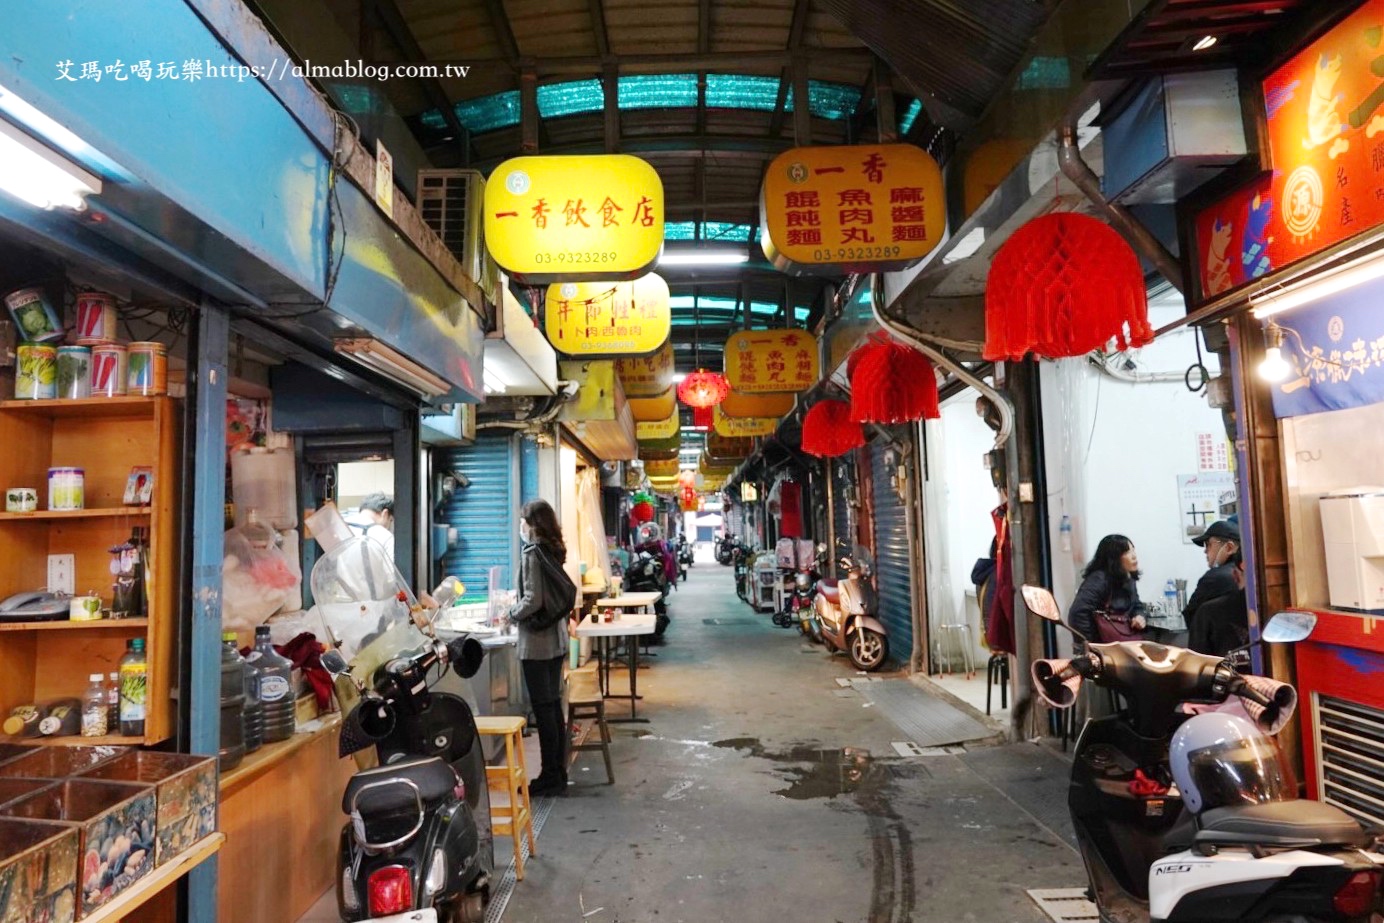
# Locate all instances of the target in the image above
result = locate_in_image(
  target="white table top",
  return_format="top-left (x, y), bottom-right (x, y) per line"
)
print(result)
top-left (593, 591), bottom-right (661, 607)
top-left (573, 612), bottom-right (657, 638)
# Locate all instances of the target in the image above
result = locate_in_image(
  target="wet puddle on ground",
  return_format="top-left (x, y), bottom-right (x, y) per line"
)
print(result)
top-left (712, 737), bottom-right (887, 800)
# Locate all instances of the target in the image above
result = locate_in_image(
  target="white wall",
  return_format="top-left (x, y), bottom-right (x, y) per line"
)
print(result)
top-left (1040, 302), bottom-right (1226, 637)
top-left (924, 394), bottom-right (1003, 667)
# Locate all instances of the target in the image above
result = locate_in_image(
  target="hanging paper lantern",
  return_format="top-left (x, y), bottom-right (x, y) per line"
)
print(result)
top-left (849, 336), bottom-right (940, 423)
top-left (692, 404), bottom-right (713, 430)
top-left (631, 500), bottom-right (655, 524)
top-left (800, 400), bottom-right (865, 457)
top-left (677, 369), bottom-right (730, 408)
top-left (984, 213), bottom-right (1153, 361)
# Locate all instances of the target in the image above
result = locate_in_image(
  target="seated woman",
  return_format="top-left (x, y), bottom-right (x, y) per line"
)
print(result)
top-left (1069, 534), bottom-right (1148, 646)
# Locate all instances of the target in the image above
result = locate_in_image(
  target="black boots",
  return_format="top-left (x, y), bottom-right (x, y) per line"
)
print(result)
top-left (529, 700), bottom-right (568, 796)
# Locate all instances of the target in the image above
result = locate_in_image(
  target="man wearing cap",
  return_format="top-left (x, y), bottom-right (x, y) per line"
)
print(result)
top-left (1184, 520), bottom-right (1241, 652)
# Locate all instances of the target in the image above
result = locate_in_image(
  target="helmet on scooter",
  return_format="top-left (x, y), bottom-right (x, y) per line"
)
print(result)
top-left (1169, 712), bottom-right (1291, 813)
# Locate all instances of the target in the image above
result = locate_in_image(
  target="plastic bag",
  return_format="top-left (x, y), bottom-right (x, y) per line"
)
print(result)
top-left (222, 520), bottom-right (301, 633)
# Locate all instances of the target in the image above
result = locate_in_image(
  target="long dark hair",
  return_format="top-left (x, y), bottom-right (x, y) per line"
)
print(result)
top-left (1082, 533), bottom-right (1139, 584)
top-left (521, 499), bottom-right (567, 563)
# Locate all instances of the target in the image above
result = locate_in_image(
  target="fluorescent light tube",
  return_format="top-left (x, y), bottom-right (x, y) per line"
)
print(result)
top-left (659, 251), bottom-right (750, 266)
top-left (335, 338), bottom-right (452, 398)
top-left (1251, 251), bottom-right (1384, 318)
top-left (0, 118), bottom-right (101, 210)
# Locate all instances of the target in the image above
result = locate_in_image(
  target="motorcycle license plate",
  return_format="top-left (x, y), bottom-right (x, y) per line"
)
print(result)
top-left (361, 910), bottom-right (438, 923)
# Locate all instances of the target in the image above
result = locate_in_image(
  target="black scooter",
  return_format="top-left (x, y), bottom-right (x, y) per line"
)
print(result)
top-left (625, 548), bottom-right (670, 638)
top-left (323, 633), bottom-right (492, 923)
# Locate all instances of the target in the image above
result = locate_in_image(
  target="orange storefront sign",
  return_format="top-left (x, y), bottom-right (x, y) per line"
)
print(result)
top-left (643, 458), bottom-right (681, 478)
top-left (1194, 0), bottom-right (1384, 300)
top-left (760, 144), bottom-right (944, 274)
top-left (724, 329), bottom-right (819, 394)
top-left (616, 343), bottom-right (676, 397)
top-left (544, 274), bottom-right (670, 356)
top-left (719, 389), bottom-right (795, 418)
top-left (483, 155), bottom-right (664, 284)
top-left (627, 385), bottom-right (676, 422)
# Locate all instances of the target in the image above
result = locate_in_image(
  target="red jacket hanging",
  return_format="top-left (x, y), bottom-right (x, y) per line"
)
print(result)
top-left (986, 504), bottom-right (1016, 655)
top-left (778, 480), bottom-right (802, 538)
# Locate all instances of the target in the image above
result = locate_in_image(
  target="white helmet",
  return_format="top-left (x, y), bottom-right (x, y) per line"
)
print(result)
top-left (1169, 712), bottom-right (1290, 813)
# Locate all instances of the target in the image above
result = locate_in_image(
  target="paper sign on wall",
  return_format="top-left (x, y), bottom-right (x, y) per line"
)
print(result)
top-left (1176, 473), bottom-right (1237, 543)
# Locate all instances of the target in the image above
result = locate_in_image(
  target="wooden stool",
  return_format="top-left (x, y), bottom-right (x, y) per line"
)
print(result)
top-left (568, 693), bottom-right (615, 784)
top-left (475, 715), bottom-right (537, 880)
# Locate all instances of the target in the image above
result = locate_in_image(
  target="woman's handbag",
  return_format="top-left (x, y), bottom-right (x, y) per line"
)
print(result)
top-left (1094, 609), bottom-right (1146, 643)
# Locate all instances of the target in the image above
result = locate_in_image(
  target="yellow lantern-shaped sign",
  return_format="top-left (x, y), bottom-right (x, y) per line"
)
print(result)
top-left (760, 144), bottom-right (943, 275)
top-left (720, 389), bottom-right (795, 418)
top-left (635, 407), bottom-right (679, 441)
top-left (544, 274), bottom-right (671, 357)
top-left (713, 405), bottom-right (776, 437)
top-left (628, 385), bottom-right (676, 422)
top-left (724, 329), bottom-right (819, 394)
top-left (484, 154), bottom-right (665, 283)
top-left (617, 342), bottom-right (676, 397)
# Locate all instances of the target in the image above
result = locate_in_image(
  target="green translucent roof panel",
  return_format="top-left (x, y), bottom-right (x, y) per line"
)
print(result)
top-left (787, 81), bottom-right (862, 120)
top-left (538, 79), bottom-right (604, 118)
top-left (1016, 57), bottom-right (1071, 91)
top-left (700, 222), bottom-right (754, 241)
top-left (899, 100), bottom-right (921, 135)
top-left (619, 74), bottom-right (698, 110)
top-left (664, 221), bottom-right (698, 241)
top-left (453, 90), bottom-right (520, 133)
top-left (705, 74), bottom-right (781, 111)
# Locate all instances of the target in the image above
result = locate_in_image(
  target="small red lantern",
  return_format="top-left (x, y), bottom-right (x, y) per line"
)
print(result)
top-left (631, 500), bottom-right (655, 523)
top-left (984, 212), bottom-right (1153, 361)
top-left (677, 369), bottom-right (730, 408)
top-left (800, 400), bottom-right (865, 457)
top-left (849, 336), bottom-right (940, 424)
top-left (692, 405), bottom-right (713, 430)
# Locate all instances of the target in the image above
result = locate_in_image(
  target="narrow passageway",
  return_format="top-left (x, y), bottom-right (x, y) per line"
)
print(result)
top-left (505, 564), bottom-right (1084, 923)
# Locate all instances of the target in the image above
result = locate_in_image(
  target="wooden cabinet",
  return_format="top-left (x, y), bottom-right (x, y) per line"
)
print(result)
top-left (0, 396), bottom-right (179, 745)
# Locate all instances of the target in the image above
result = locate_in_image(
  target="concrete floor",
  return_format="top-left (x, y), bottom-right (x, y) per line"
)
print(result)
top-left (499, 563), bottom-right (1086, 923)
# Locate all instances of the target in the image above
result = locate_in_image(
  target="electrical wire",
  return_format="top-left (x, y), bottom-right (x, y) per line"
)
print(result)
top-left (1185, 327), bottom-right (1209, 393)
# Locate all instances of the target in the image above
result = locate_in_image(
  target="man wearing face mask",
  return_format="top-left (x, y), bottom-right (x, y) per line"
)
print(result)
top-left (1183, 520), bottom-right (1241, 653)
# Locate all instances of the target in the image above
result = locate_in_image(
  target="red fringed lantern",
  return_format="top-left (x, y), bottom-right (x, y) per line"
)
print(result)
top-left (631, 500), bottom-right (655, 523)
top-left (800, 400), bottom-right (865, 457)
top-left (984, 213), bottom-right (1153, 361)
top-left (692, 405), bottom-right (713, 430)
top-left (849, 337), bottom-right (940, 424)
top-left (677, 369), bottom-right (730, 408)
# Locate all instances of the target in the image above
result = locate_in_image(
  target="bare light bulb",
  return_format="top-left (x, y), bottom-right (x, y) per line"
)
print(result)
top-left (1258, 346), bottom-right (1291, 382)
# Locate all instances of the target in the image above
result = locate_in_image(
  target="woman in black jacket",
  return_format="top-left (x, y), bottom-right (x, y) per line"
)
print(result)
top-left (507, 499), bottom-right (572, 797)
top-left (1068, 534), bottom-right (1148, 645)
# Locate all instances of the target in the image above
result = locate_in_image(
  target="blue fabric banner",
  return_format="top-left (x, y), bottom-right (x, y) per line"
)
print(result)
top-left (1267, 276), bottom-right (1384, 418)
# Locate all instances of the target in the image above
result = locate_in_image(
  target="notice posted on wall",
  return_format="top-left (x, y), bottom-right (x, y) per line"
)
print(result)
top-left (1176, 473), bottom-right (1237, 543)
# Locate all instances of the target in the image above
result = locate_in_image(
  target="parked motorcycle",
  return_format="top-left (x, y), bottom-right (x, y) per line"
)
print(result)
top-left (1024, 584), bottom-right (1384, 923)
top-left (625, 548), bottom-right (670, 638)
top-left (312, 535), bottom-right (493, 923)
top-left (677, 535), bottom-right (693, 577)
top-left (732, 543), bottom-right (751, 603)
top-left (813, 548), bottom-right (889, 671)
top-left (715, 534), bottom-right (734, 566)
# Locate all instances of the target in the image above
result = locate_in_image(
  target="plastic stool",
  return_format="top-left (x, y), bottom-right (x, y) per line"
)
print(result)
top-left (986, 653), bottom-right (1010, 715)
top-left (568, 694), bottom-right (615, 784)
top-left (475, 715), bottom-right (537, 880)
top-left (936, 620), bottom-right (976, 678)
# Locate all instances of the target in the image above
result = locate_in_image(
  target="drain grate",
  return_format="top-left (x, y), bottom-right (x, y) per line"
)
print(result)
top-left (1027, 888), bottom-right (1098, 923)
top-left (485, 790), bottom-right (558, 922)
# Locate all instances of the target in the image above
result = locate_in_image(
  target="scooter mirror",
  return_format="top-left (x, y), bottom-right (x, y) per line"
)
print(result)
top-left (355, 694), bottom-right (397, 740)
top-left (320, 650), bottom-right (350, 678)
top-left (1261, 610), bottom-right (1317, 644)
top-left (1022, 585), bottom-right (1062, 622)
top-left (449, 636), bottom-right (486, 679)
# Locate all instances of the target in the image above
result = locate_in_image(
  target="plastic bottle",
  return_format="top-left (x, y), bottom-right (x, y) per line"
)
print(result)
top-left (81, 675), bottom-right (108, 737)
top-left (37, 699), bottom-right (81, 736)
top-left (106, 673), bottom-right (120, 732)
top-left (1163, 579), bottom-right (1178, 617)
top-left (118, 638), bottom-right (148, 737)
top-left (1059, 514), bottom-right (1072, 553)
top-left (250, 626), bottom-right (295, 743)
top-left (219, 632), bottom-right (246, 770)
top-left (242, 654), bottom-right (264, 754)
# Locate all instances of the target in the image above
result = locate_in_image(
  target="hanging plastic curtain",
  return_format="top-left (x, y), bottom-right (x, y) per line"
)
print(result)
top-left (575, 468), bottom-right (613, 588)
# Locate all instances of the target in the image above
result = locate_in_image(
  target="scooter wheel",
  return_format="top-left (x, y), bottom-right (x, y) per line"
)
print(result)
top-left (849, 629), bottom-right (888, 672)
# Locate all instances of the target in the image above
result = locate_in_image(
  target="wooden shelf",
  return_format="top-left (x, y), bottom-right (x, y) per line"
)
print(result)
top-left (0, 396), bottom-right (161, 418)
top-left (220, 714), bottom-right (341, 794)
top-left (0, 618), bottom-right (148, 633)
top-left (82, 833), bottom-right (224, 923)
top-left (0, 507), bottom-right (151, 521)
top-left (8, 733), bottom-right (145, 746)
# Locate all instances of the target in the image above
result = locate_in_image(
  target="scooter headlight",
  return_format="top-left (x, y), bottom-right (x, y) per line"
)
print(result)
top-left (795, 573), bottom-right (811, 590)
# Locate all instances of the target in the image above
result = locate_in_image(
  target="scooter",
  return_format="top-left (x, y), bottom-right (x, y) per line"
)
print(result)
top-left (795, 556), bottom-right (822, 642)
top-left (813, 548), bottom-right (889, 671)
top-left (677, 535), bottom-right (693, 577)
top-left (715, 535), bottom-right (734, 566)
top-left (312, 536), bottom-right (493, 923)
top-left (1024, 584), bottom-right (1384, 923)
top-left (732, 543), bottom-right (751, 603)
top-left (625, 548), bottom-right (670, 638)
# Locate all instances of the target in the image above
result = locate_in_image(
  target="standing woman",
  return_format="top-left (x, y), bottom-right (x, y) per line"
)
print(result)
top-left (508, 499), bottom-right (571, 796)
top-left (1068, 534), bottom-right (1148, 645)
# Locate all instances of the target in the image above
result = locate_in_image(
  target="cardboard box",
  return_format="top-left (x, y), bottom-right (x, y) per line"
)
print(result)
top-left (77, 752), bottom-right (216, 866)
top-left (0, 817), bottom-right (79, 923)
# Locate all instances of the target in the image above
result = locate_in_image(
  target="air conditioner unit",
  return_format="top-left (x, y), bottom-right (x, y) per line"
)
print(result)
top-left (417, 169), bottom-right (501, 309)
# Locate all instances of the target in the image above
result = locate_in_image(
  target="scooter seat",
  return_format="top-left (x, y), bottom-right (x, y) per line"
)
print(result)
top-left (819, 580), bottom-right (840, 605)
top-left (1195, 800), bottom-right (1368, 848)
top-left (343, 756), bottom-right (459, 815)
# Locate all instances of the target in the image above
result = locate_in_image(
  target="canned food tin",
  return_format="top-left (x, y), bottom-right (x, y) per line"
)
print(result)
top-left (74, 292), bottom-right (118, 342)
top-left (126, 341), bottom-right (167, 396)
top-left (47, 467), bottom-right (84, 511)
top-left (90, 344), bottom-right (128, 397)
top-left (56, 346), bottom-right (91, 399)
top-left (4, 488), bottom-right (37, 512)
top-left (4, 287), bottom-right (63, 342)
top-left (15, 344), bottom-right (57, 399)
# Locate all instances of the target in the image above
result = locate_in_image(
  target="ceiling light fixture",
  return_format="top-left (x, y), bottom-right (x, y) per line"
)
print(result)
top-left (335, 338), bottom-right (453, 398)
top-left (0, 118), bottom-right (101, 210)
top-left (1193, 35), bottom-right (1218, 51)
top-left (1251, 251), bottom-right (1384, 318)
top-left (1258, 324), bottom-right (1291, 382)
top-left (659, 250), bottom-right (751, 267)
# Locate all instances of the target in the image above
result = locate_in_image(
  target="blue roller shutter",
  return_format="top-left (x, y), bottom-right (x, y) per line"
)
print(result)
top-left (520, 435), bottom-right (540, 506)
top-left (440, 433), bottom-right (517, 592)
top-left (871, 439), bottom-right (914, 660)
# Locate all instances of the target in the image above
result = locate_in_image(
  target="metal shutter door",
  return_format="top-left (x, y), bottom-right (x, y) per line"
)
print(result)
top-left (871, 442), bottom-right (914, 658)
top-left (440, 433), bottom-right (516, 592)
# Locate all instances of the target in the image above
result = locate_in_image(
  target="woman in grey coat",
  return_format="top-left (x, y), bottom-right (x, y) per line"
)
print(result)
top-left (508, 499), bottom-right (571, 796)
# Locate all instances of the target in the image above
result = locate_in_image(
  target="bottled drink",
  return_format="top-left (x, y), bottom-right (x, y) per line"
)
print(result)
top-left (1059, 514), bottom-right (1072, 553)
top-left (242, 654), bottom-right (264, 754)
top-left (81, 675), bottom-right (108, 737)
top-left (219, 632), bottom-right (246, 770)
top-left (106, 673), bottom-right (119, 732)
top-left (119, 638), bottom-right (148, 737)
top-left (38, 699), bottom-right (81, 736)
top-left (250, 626), bottom-right (295, 743)
top-left (1163, 579), bottom-right (1178, 617)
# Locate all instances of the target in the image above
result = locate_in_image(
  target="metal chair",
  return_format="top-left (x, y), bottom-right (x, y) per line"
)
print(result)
top-left (986, 652), bottom-right (1010, 715)
top-left (934, 612), bottom-right (976, 678)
